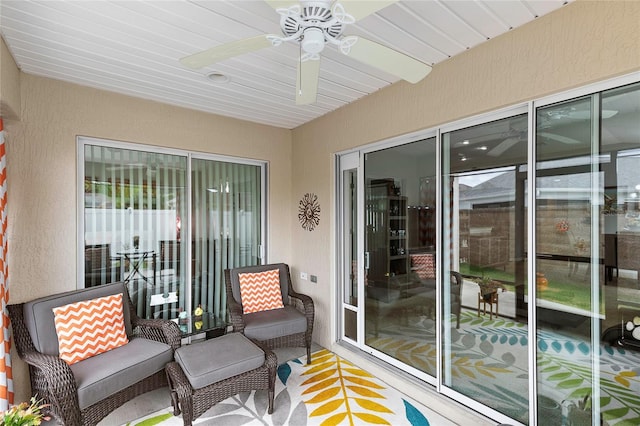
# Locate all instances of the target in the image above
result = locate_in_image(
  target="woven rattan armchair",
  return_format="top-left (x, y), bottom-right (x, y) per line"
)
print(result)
top-left (8, 282), bottom-right (181, 426)
top-left (225, 263), bottom-right (315, 364)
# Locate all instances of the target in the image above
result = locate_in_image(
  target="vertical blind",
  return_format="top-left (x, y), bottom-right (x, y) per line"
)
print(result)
top-left (191, 158), bottom-right (262, 320)
top-left (83, 143), bottom-right (262, 323)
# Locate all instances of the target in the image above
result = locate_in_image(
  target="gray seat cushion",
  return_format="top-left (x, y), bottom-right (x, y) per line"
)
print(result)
top-left (70, 337), bottom-right (173, 409)
top-left (174, 333), bottom-right (265, 390)
top-left (243, 306), bottom-right (307, 341)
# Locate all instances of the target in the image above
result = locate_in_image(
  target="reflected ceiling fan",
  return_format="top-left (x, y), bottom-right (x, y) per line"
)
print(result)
top-left (486, 117), bottom-right (587, 157)
top-left (487, 130), bottom-right (526, 157)
top-left (488, 130), bottom-right (583, 157)
top-left (179, 0), bottom-right (432, 105)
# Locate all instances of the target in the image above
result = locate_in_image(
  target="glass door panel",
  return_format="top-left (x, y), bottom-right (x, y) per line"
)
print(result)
top-left (535, 84), bottom-right (640, 425)
top-left (535, 96), bottom-right (598, 425)
top-left (442, 114), bottom-right (530, 423)
top-left (191, 158), bottom-right (262, 329)
top-left (364, 138), bottom-right (437, 377)
top-left (83, 145), bottom-right (187, 320)
top-left (342, 166), bottom-right (358, 341)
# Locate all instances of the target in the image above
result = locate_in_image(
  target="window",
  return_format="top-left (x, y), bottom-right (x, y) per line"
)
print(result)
top-left (79, 138), bottom-right (265, 333)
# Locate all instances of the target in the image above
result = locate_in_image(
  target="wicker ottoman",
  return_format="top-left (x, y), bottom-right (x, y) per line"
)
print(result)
top-left (165, 333), bottom-right (277, 426)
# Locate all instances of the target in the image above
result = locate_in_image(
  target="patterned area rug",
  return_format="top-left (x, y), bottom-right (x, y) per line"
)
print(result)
top-left (127, 349), bottom-right (455, 425)
top-left (368, 310), bottom-right (640, 425)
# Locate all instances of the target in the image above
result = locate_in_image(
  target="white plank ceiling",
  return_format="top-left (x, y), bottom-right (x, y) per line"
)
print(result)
top-left (1, 0), bottom-right (571, 129)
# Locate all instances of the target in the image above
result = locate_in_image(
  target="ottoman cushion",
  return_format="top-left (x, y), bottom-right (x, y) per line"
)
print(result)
top-left (174, 333), bottom-right (265, 389)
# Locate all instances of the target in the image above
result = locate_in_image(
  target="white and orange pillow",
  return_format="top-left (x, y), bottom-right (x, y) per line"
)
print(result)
top-left (52, 293), bottom-right (129, 365)
top-left (238, 269), bottom-right (285, 314)
top-left (411, 253), bottom-right (436, 280)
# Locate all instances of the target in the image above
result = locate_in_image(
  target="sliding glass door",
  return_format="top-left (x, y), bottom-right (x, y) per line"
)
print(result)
top-left (336, 76), bottom-right (639, 425)
top-left (191, 157), bottom-right (263, 324)
top-left (80, 139), bottom-right (265, 330)
top-left (82, 145), bottom-right (188, 319)
top-left (362, 137), bottom-right (438, 379)
top-left (535, 83), bottom-right (640, 425)
top-left (441, 112), bottom-right (530, 422)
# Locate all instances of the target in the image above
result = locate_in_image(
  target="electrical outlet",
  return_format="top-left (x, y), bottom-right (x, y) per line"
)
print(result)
top-left (300, 272), bottom-right (308, 280)
top-left (310, 275), bottom-right (317, 283)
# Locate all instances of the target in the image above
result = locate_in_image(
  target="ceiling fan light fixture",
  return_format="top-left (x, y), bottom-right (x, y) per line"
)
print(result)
top-left (206, 71), bottom-right (230, 84)
top-left (302, 27), bottom-right (326, 54)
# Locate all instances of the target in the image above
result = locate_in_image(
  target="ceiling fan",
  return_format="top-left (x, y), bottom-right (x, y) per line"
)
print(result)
top-left (179, 0), bottom-right (432, 105)
top-left (488, 130), bottom-right (584, 157)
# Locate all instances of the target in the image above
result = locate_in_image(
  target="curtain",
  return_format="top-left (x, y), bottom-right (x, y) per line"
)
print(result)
top-left (0, 118), bottom-right (14, 409)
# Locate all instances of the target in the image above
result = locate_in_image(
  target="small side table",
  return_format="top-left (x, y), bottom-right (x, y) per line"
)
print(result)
top-left (176, 312), bottom-right (227, 340)
top-left (478, 291), bottom-right (499, 320)
top-left (117, 250), bottom-right (156, 286)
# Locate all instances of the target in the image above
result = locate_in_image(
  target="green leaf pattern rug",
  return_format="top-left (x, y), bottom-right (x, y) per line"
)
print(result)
top-left (128, 349), bottom-right (455, 426)
top-left (368, 310), bottom-right (640, 425)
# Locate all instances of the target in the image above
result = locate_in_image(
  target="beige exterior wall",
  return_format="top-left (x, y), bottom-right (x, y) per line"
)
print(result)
top-left (5, 73), bottom-right (292, 401)
top-left (289, 0), bottom-right (639, 418)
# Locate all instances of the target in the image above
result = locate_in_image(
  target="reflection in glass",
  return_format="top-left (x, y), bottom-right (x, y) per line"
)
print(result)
top-left (364, 138), bottom-right (437, 376)
top-left (535, 97), bottom-right (597, 426)
top-left (442, 114), bottom-right (530, 423)
top-left (535, 83), bottom-right (640, 425)
top-left (84, 146), bottom-right (187, 320)
top-left (342, 168), bottom-right (358, 341)
top-left (191, 158), bottom-right (262, 324)
top-left (83, 146), bottom-right (263, 333)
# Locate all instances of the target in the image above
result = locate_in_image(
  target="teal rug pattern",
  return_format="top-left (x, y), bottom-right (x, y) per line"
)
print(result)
top-left (369, 310), bottom-right (640, 425)
top-left (127, 349), bottom-right (455, 425)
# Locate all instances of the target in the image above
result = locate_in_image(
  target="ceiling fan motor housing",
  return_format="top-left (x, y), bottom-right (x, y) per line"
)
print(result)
top-left (302, 27), bottom-right (325, 53)
top-left (280, 1), bottom-right (345, 55)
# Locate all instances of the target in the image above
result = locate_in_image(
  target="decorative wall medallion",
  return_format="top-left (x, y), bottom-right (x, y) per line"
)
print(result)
top-left (298, 193), bottom-right (320, 231)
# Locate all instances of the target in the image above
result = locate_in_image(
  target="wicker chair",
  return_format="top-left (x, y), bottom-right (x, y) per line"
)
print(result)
top-left (8, 282), bottom-right (182, 426)
top-left (225, 263), bottom-right (315, 364)
top-left (84, 244), bottom-right (121, 288)
top-left (450, 270), bottom-right (463, 329)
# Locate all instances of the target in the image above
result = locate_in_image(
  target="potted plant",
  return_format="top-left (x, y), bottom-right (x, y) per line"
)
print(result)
top-left (473, 275), bottom-right (506, 301)
top-left (0, 397), bottom-right (49, 426)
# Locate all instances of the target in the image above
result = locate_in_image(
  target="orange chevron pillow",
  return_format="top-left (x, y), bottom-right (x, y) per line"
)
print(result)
top-left (238, 269), bottom-right (285, 314)
top-left (411, 253), bottom-right (436, 280)
top-left (52, 293), bottom-right (129, 365)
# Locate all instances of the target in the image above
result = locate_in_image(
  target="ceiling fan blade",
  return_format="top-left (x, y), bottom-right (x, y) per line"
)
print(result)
top-left (344, 37), bottom-right (431, 84)
top-left (264, 0), bottom-right (298, 10)
top-left (488, 137), bottom-right (519, 157)
top-left (296, 58), bottom-right (321, 105)
top-left (538, 132), bottom-right (582, 145)
top-left (180, 35), bottom-right (272, 69)
top-left (340, 0), bottom-right (398, 21)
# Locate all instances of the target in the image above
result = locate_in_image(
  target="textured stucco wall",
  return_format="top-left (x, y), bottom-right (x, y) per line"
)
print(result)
top-left (289, 0), bottom-right (640, 420)
top-left (7, 74), bottom-right (292, 402)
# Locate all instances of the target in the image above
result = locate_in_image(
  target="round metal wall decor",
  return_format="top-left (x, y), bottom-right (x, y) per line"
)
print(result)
top-left (298, 193), bottom-right (320, 231)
